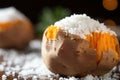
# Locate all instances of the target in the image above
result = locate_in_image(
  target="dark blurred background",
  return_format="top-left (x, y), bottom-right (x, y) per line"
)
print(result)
top-left (0, 0), bottom-right (120, 25)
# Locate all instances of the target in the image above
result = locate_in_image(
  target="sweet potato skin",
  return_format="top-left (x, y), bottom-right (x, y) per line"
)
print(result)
top-left (0, 20), bottom-right (34, 49)
top-left (42, 28), bottom-right (120, 76)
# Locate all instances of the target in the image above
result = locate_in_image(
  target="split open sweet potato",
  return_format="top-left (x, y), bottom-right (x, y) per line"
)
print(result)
top-left (42, 25), bottom-right (120, 76)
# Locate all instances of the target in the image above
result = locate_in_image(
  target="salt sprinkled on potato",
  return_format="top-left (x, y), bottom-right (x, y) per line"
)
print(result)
top-left (42, 14), bottom-right (120, 76)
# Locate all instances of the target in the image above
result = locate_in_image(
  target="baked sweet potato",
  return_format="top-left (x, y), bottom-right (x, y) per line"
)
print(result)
top-left (0, 7), bottom-right (34, 49)
top-left (42, 14), bottom-right (120, 76)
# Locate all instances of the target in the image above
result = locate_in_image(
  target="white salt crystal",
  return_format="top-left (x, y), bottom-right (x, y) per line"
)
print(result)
top-left (83, 75), bottom-right (95, 80)
top-left (55, 14), bottom-right (116, 39)
top-left (29, 40), bottom-right (41, 49)
top-left (5, 71), bottom-right (11, 76)
top-left (12, 65), bottom-right (21, 72)
top-left (0, 7), bottom-right (27, 22)
top-left (59, 77), bottom-right (64, 80)
top-left (69, 77), bottom-right (78, 80)
top-left (12, 71), bottom-right (15, 77)
top-left (32, 76), bottom-right (37, 80)
top-left (13, 78), bottom-right (17, 80)
top-left (0, 65), bottom-right (4, 71)
top-left (2, 75), bottom-right (7, 80)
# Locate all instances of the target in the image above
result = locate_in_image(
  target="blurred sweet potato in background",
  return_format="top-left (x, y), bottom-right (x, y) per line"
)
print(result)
top-left (0, 7), bottom-right (34, 49)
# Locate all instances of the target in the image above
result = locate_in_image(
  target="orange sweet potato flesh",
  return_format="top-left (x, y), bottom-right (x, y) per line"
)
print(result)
top-left (86, 32), bottom-right (119, 63)
top-left (42, 26), bottom-right (120, 76)
top-left (0, 20), bottom-right (22, 31)
top-left (45, 25), bottom-right (60, 40)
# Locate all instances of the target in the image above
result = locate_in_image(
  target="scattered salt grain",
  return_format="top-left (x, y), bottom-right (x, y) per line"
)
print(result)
top-left (29, 39), bottom-right (41, 49)
top-left (5, 71), bottom-right (11, 76)
top-left (83, 75), bottom-right (95, 80)
top-left (12, 71), bottom-right (15, 77)
top-left (0, 40), bottom-right (119, 80)
top-left (13, 78), bottom-right (17, 80)
top-left (2, 75), bottom-right (7, 80)
top-left (0, 65), bottom-right (4, 71)
top-left (32, 76), bottom-right (37, 80)
top-left (68, 77), bottom-right (78, 80)
top-left (59, 77), bottom-right (64, 80)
